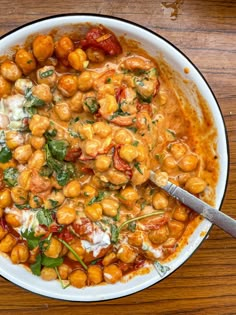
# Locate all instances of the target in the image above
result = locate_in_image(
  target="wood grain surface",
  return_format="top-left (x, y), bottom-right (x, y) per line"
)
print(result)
top-left (0, 0), bottom-right (235, 314)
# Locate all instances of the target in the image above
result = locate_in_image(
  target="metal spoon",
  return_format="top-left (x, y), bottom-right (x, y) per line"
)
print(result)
top-left (149, 171), bottom-right (236, 238)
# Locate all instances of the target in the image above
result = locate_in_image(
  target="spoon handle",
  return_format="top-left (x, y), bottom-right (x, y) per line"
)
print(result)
top-left (149, 171), bottom-right (236, 238)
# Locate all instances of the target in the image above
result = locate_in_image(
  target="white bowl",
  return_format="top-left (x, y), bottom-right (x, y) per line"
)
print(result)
top-left (0, 14), bottom-right (229, 301)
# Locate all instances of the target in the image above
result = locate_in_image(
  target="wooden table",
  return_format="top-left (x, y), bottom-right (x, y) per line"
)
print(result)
top-left (0, 0), bottom-right (235, 314)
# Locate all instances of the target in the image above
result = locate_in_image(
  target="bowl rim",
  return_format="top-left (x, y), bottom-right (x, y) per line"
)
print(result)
top-left (0, 13), bottom-right (230, 301)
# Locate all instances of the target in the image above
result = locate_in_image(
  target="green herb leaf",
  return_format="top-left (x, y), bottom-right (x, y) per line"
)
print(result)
top-left (39, 69), bottom-right (54, 79)
top-left (110, 224), bottom-right (119, 244)
top-left (132, 140), bottom-right (139, 147)
top-left (40, 165), bottom-right (53, 177)
top-left (154, 261), bottom-right (170, 277)
top-left (0, 147), bottom-right (12, 163)
top-left (41, 255), bottom-right (63, 268)
top-left (25, 88), bottom-right (46, 108)
top-left (84, 97), bottom-right (98, 114)
top-left (30, 254), bottom-right (42, 276)
top-left (48, 140), bottom-right (68, 161)
top-left (88, 191), bottom-right (105, 205)
top-left (36, 209), bottom-right (53, 227)
top-left (44, 129), bottom-right (57, 140)
top-left (128, 221), bottom-right (136, 232)
top-left (21, 229), bottom-right (40, 250)
top-left (3, 167), bottom-right (18, 186)
top-left (134, 162), bottom-right (143, 174)
top-left (126, 126), bottom-right (138, 133)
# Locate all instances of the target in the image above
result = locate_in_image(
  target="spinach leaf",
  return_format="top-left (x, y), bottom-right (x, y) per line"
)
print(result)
top-left (3, 167), bottom-right (18, 186)
top-left (83, 97), bottom-right (98, 114)
top-left (41, 255), bottom-right (63, 268)
top-left (48, 140), bottom-right (68, 161)
top-left (44, 129), bottom-right (57, 140)
top-left (88, 191), bottom-right (105, 205)
top-left (24, 88), bottom-right (46, 108)
top-left (110, 224), bottom-right (119, 244)
top-left (21, 229), bottom-right (40, 250)
top-left (45, 144), bottom-right (75, 186)
top-left (36, 209), bottom-right (54, 227)
top-left (30, 254), bottom-right (42, 276)
top-left (40, 165), bottom-right (53, 177)
top-left (0, 147), bottom-right (12, 163)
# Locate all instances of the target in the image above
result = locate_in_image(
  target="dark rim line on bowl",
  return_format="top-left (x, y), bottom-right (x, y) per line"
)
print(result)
top-left (0, 13), bottom-right (230, 302)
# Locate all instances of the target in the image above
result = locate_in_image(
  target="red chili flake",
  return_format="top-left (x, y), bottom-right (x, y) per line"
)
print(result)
top-left (80, 26), bottom-right (122, 56)
top-left (113, 145), bottom-right (133, 179)
top-left (136, 102), bottom-right (153, 116)
top-left (0, 218), bottom-right (8, 230)
top-left (64, 147), bottom-right (82, 162)
top-left (134, 256), bottom-right (146, 270)
top-left (81, 167), bottom-right (94, 175)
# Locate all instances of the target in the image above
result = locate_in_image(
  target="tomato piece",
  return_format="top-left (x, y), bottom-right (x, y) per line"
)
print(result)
top-left (65, 147), bottom-right (82, 162)
top-left (58, 226), bottom-right (74, 242)
top-left (136, 102), bottom-right (152, 116)
top-left (113, 145), bottom-right (132, 178)
top-left (81, 26), bottom-right (122, 56)
top-left (73, 218), bottom-right (93, 236)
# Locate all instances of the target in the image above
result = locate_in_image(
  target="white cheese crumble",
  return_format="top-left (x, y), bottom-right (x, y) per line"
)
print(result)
top-left (81, 228), bottom-right (111, 257)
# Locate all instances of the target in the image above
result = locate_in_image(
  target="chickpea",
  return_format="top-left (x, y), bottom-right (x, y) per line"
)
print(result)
top-left (68, 91), bottom-right (83, 112)
top-left (170, 143), bottom-right (187, 160)
top-left (86, 47), bottom-right (105, 63)
top-left (178, 154), bottom-right (199, 172)
top-left (30, 135), bottom-right (46, 149)
top-left (0, 226), bottom-right (8, 241)
top-left (56, 205), bottom-right (76, 225)
top-left (102, 252), bottom-right (117, 266)
top-left (119, 144), bottom-right (138, 163)
top-left (128, 231), bottom-right (143, 247)
top-left (63, 180), bottom-right (81, 198)
top-left (117, 244), bottom-right (137, 263)
top-left (131, 164), bottom-right (150, 186)
top-left (0, 234), bottom-right (17, 252)
top-left (67, 239), bottom-right (85, 261)
top-left (43, 237), bottom-right (62, 258)
top-left (114, 129), bottom-right (132, 144)
top-left (44, 190), bottom-right (65, 209)
top-left (33, 35), bottom-right (54, 62)
top-left (15, 49), bottom-right (36, 75)
top-left (14, 78), bottom-right (33, 94)
top-left (0, 75), bottom-right (11, 97)
top-left (55, 36), bottom-right (74, 65)
top-left (0, 189), bottom-right (12, 208)
top-left (69, 269), bottom-right (87, 288)
top-left (31, 83), bottom-right (52, 103)
top-left (41, 267), bottom-right (57, 281)
top-left (136, 144), bottom-right (148, 162)
top-left (0, 160), bottom-right (16, 171)
top-left (11, 186), bottom-right (28, 204)
top-left (148, 225), bottom-right (170, 245)
top-left (92, 121), bottom-right (112, 138)
top-left (68, 48), bottom-right (88, 71)
top-left (95, 155), bottom-right (112, 172)
top-left (36, 65), bottom-right (57, 87)
top-left (162, 156), bottom-right (177, 171)
top-left (173, 206), bottom-right (188, 222)
top-left (5, 131), bottom-right (24, 150)
top-left (85, 203), bottom-right (103, 222)
top-left (29, 194), bottom-right (42, 209)
top-left (1, 60), bottom-right (22, 82)
top-left (120, 186), bottom-right (139, 205)
top-left (54, 102), bottom-right (72, 121)
top-left (88, 265), bottom-right (103, 285)
top-left (185, 177), bottom-right (207, 194)
top-left (107, 169), bottom-right (129, 186)
top-left (13, 144), bottom-right (32, 164)
top-left (29, 114), bottom-right (50, 137)
top-left (5, 213), bottom-right (21, 227)
top-left (82, 184), bottom-right (97, 199)
top-left (77, 71), bottom-right (93, 92)
top-left (99, 94), bottom-right (118, 115)
top-left (58, 263), bottom-right (72, 280)
top-left (57, 74), bottom-right (78, 97)
top-left (97, 83), bottom-right (115, 99)
top-left (78, 123), bottom-right (93, 140)
top-left (28, 150), bottom-right (45, 170)
top-left (101, 198), bottom-right (119, 217)
top-left (152, 192), bottom-right (169, 210)
top-left (122, 56), bottom-right (152, 71)
top-left (168, 220), bottom-right (185, 239)
top-left (84, 139), bottom-right (100, 157)
top-left (11, 243), bottom-right (29, 264)
top-left (103, 264), bottom-right (122, 284)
